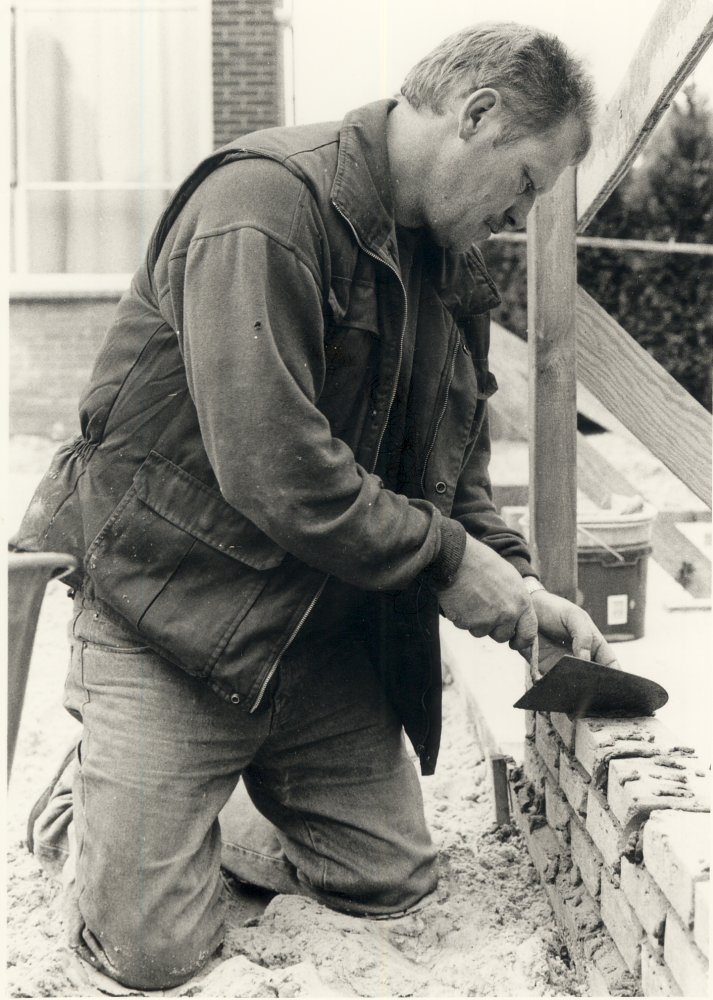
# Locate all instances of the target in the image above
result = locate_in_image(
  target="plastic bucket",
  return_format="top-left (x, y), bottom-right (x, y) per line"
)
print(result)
top-left (505, 503), bottom-right (657, 643)
top-left (576, 504), bottom-right (656, 642)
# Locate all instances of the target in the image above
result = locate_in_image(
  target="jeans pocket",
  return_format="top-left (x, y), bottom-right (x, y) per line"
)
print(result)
top-left (64, 630), bottom-right (90, 724)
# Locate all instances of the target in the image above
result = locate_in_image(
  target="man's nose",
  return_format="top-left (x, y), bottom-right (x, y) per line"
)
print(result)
top-left (504, 189), bottom-right (537, 232)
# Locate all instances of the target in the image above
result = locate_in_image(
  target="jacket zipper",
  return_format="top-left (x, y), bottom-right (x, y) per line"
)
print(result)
top-left (420, 331), bottom-right (459, 497)
top-left (249, 574), bottom-right (330, 712)
top-left (333, 204), bottom-right (408, 462)
top-left (249, 205), bottom-right (408, 714)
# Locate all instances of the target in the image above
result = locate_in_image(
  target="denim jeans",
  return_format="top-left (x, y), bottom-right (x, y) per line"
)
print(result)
top-left (32, 599), bottom-right (437, 990)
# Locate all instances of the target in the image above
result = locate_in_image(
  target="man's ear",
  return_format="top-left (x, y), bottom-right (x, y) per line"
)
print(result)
top-left (458, 88), bottom-right (501, 141)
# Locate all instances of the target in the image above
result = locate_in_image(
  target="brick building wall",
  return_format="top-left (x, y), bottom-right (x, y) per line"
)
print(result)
top-left (213, 0), bottom-right (284, 147)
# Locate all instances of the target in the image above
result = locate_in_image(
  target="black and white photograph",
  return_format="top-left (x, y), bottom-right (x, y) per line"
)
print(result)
top-left (7, 0), bottom-right (712, 995)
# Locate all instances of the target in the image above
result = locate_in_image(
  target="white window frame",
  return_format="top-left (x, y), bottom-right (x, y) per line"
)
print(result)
top-left (10, 0), bottom-right (213, 294)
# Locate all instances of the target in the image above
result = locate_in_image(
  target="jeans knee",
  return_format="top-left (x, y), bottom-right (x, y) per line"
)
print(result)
top-left (76, 897), bottom-right (226, 990)
top-left (321, 845), bottom-right (439, 915)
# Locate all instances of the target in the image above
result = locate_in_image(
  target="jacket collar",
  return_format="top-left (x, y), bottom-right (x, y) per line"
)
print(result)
top-left (331, 100), bottom-right (399, 260)
top-left (331, 100), bottom-right (501, 315)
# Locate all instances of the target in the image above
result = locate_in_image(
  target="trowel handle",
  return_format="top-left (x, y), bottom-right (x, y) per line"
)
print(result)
top-left (529, 634), bottom-right (540, 683)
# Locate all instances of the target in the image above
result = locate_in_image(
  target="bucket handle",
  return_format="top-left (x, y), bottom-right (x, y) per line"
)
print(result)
top-left (577, 524), bottom-right (626, 562)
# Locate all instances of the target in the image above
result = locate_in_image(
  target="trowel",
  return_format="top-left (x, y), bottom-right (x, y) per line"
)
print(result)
top-left (513, 655), bottom-right (668, 717)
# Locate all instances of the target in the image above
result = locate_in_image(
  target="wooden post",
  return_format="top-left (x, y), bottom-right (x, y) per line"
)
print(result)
top-left (527, 167), bottom-right (578, 602)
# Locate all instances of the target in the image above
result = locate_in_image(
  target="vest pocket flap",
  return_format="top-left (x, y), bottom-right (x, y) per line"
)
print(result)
top-left (135, 451), bottom-right (286, 570)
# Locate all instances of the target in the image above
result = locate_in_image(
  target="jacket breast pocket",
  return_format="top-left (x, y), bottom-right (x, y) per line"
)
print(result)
top-left (84, 451), bottom-right (285, 676)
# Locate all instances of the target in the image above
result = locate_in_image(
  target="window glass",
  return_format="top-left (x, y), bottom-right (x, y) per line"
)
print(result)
top-left (12, 2), bottom-right (210, 274)
top-left (24, 7), bottom-right (202, 184)
top-left (27, 189), bottom-right (172, 273)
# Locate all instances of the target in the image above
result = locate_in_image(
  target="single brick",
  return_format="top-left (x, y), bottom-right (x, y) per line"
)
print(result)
top-left (641, 941), bottom-right (683, 997)
top-left (524, 739), bottom-right (550, 794)
top-left (513, 783), bottom-right (563, 879)
top-left (558, 875), bottom-right (602, 942)
top-left (664, 912), bottom-right (709, 998)
top-left (600, 873), bottom-right (644, 975)
top-left (586, 928), bottom-right (638, 998)
top-left (559, 749), bottom-right (589, 817)
top-left (608, 756), bottom-right (710, 828)
top-left (545, 776), bottom-right (571, 832)
top-left (586, 786), bottom-right (625, 872)
top-left (644, 810), bottom-right (710, 927)
top-left (571, 816), bottom-right (604, 899)
top-left (694, 880), bottom-right (709, 959)
top-left (510, 769), bottom-right (547, 835)
top-left (535, 713), bottom-right (561, 780)
top-left (551, 867), bottom-right (632, 990)
top-left (529, 821), bottom-right (564, 885)
top-left (620, 856), bottom-right (668, 945)
top-left (550, 711), bottom-right (577, 751)
top-left (574, 717), bottom-right (681, 789)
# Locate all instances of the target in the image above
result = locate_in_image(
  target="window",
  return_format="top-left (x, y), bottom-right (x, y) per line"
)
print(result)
top-left (10, 0), bottom-right (212, 277)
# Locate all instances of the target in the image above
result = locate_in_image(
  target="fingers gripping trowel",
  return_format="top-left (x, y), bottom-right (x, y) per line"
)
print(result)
top-left (514, 655), bottom-right (669, 717)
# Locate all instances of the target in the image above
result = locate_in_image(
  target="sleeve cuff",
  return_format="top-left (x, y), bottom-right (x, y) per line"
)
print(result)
top-left (417, 518), bottom-right (467, 590)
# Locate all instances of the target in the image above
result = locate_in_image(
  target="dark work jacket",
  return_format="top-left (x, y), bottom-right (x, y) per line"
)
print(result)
top-left (12, 100), bottom-right (534, 774)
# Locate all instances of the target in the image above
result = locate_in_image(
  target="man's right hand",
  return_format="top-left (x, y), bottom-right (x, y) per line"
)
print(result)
top-left (437, 534), bottom-right (538, 653)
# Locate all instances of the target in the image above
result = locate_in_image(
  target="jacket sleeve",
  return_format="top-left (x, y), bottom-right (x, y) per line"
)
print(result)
top-left (168, 167), bottom-right (449, 592)
top-left (448, 315), bottom-right (537, 580)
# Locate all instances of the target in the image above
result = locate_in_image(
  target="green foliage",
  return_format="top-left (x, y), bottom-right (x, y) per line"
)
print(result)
top-left (481, 84), bottom-right (713, 412)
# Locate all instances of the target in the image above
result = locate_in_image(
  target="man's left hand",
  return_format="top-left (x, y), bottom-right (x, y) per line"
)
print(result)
top-left (530, 590), bottom-right (620, 673)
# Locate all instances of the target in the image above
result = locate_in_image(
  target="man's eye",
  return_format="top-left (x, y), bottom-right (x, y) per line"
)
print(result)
top-left (521, 176), bottom-right (534, 194)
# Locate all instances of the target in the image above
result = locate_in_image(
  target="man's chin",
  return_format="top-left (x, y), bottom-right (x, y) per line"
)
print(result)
top-left (427, 224), bottom-right (485, 253)
top-left (467, 223), bottom-right (495, 250)
top-left (439, 233), bottom-right (482, 253)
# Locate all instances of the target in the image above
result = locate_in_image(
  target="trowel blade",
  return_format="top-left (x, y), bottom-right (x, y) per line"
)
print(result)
top-left (513, 655), bottom-right (668, 717)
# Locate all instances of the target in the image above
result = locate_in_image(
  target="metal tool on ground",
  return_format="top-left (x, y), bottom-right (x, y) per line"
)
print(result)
top-left (513, 655), bottom-right (668, 717)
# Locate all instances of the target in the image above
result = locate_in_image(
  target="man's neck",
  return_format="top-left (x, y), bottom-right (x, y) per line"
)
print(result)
top-left (386, 100), bottom-right (439, 232)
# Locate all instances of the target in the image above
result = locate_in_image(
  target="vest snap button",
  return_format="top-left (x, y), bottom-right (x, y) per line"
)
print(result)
top-left (230, 693), bottom-right (240, 705)
top-left (435, 482), bottom-right (447, 494)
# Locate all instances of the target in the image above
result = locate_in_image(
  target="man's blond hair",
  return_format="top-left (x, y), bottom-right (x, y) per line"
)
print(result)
top-left (401, 22), bottom-right (596, 162)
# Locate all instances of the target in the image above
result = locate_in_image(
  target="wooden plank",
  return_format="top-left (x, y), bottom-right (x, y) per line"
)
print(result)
top-left (576, 0), bottom-right (713, 233)
top-left (576, 433), bottom-right (639, 508)
top-left (651, 513), bottom-right (712, 599)
top-left (576, 286), bottom-right (712, 507)
top-left (493, 232), bottom-right (713, 256)
top-left (577, 435), bottom-right (711, 598)
top-left (491, 755), bottom-right (511, 827)
top-left (527, 167), bottom-right (578, 601)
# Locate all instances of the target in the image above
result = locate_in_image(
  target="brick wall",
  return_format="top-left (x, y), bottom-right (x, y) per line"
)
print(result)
top-left (213, 0), bottom-right (283, 147)
top-left (511, 700), bottom-right (710, 995)
top-left (10, 297), bottom-right (122, 439)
